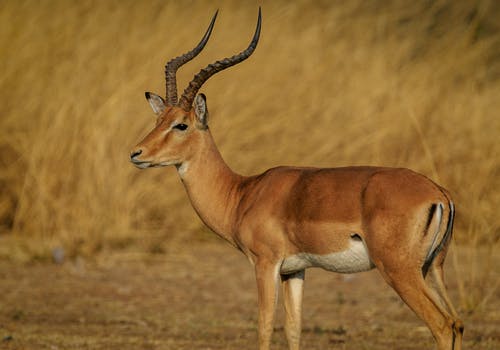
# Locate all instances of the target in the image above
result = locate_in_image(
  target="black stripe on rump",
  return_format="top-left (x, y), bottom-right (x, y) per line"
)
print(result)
top-left (423, 203), bottom-right (437, 237)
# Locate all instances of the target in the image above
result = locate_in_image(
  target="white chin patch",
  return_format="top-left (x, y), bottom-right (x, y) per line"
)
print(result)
top-left (281, 238), bottom-right (374, 275)
top-left (176, 162), bottom-right (189, 176)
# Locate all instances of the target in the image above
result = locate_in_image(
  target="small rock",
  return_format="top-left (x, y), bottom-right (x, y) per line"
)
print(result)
top-left (2, 335), bottom-right (13, 342)
top-left (52, 247), bottom-right (65, 264)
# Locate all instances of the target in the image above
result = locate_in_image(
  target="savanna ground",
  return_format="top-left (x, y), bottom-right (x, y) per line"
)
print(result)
top-left (1, 0), bottom-right (499, 349)
top-left (0, 243), bottom-right (499, 349)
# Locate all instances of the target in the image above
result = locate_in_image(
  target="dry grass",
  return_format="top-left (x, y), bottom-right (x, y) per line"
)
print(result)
top-left (0, 0), bottom-right (499, 305)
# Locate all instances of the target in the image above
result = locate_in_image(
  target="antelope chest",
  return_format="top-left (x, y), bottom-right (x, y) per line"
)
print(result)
top-left (280, 239), bottom-right (374, 274)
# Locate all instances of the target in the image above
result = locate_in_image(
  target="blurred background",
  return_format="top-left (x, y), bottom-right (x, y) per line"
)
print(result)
top-left (0, 0), bottom-right (498, 276)
top-left (1, 3), bottom-right (499, 346)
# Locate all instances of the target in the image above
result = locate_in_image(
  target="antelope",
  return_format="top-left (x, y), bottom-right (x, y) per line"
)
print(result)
top-left (130, 8), bottom-right (463, 350)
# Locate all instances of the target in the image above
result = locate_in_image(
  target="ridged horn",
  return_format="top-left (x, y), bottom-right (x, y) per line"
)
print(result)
top-left (177, 7), bottom-right (262, 111)
top-left (164, 10), bottom-right (218, 106)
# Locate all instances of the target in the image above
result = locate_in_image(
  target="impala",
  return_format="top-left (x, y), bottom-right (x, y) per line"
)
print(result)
top-left (130, 9), bottom-right (463, 350)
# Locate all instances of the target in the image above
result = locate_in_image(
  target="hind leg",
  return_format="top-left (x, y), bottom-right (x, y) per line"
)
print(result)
top-left (426, 244), bottom-right (459, 314)
top-left (377, 263), bottom-right (461, 350)
top-left (430, 262), bottom-right (464, 349)
top-left (425, 233), bottom-right (464, 348)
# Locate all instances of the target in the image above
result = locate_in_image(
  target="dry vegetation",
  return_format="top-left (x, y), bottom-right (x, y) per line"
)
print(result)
top-left (0, 0), bottom-right (499, 307)
top-left (1, 1), bottom-right (500, 348)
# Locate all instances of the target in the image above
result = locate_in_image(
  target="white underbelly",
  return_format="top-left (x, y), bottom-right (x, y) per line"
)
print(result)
top-left (280, 239), bottom-right (375, 274)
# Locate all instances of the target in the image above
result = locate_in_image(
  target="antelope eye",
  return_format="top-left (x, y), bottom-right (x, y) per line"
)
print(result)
top-left (174, 123), bottom-right (188, 131)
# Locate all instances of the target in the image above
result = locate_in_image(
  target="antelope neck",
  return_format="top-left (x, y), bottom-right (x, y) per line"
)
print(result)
top-left (178, 131), bottom-right (244, 244)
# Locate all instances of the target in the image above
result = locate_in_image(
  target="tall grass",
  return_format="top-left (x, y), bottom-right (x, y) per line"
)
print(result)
top-left (0, 0), bottom-right (498, 281)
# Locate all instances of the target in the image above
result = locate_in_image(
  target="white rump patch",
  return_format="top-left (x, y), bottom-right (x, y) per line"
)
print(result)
top-left (425, 202), bottom-right (444, 263)
top-left (281, 238), bottom-right (374, 274)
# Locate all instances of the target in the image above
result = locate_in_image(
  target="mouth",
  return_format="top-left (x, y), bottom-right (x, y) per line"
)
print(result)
top-left (131, 160), bottom-right (152, 169)
top-left (130, 159), bottom-right (179, 169)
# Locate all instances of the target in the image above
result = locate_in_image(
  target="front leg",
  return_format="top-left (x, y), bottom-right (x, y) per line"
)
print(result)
top-left (281, 270), bottom-right (305, 350)
top-left (255, 259), bottom-right (281, 350)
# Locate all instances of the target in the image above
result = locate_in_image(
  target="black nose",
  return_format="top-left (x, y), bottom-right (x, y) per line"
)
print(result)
top-left (130, 149), bottom-right (142, 160)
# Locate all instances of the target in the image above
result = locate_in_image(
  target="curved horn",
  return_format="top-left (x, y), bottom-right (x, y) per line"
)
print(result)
top-left (165, 10), bottom-right (218, 106)
top-left (177, 7), bottom-right (262, 111)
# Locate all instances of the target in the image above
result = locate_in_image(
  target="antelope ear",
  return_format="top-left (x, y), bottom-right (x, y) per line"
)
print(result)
top-left (145, 92), bottom-right (166, 115)
top-left (194, 93), bottom-right (208, 128)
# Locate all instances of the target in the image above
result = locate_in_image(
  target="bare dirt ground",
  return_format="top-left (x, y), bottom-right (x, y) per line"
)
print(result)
top-left (0, 242), bottom-right (499, 350)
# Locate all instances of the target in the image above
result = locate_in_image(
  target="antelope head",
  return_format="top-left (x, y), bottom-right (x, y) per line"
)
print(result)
top-left (130, 9), bottom-right (261, 170)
